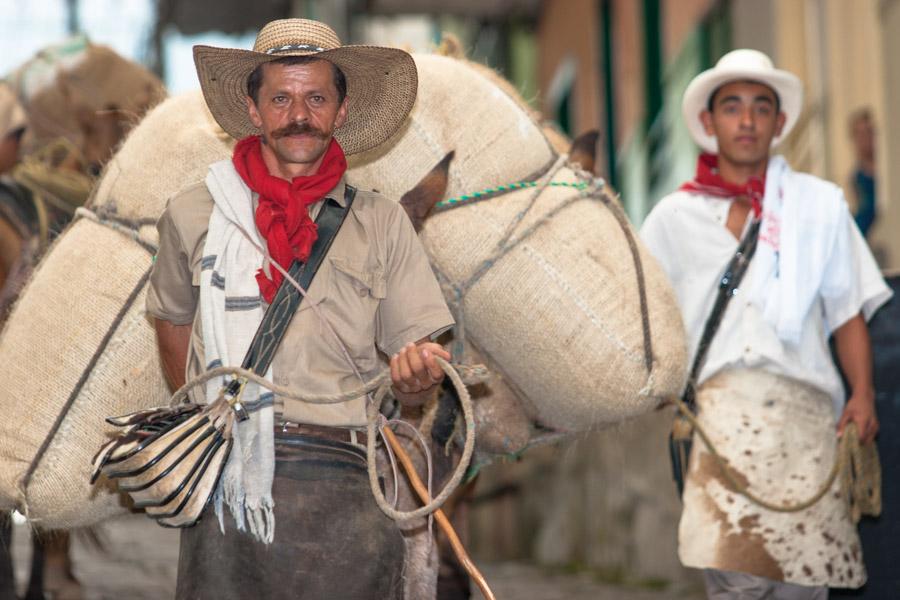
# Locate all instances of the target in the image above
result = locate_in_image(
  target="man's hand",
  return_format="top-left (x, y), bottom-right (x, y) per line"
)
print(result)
top-left (390, 340), bottom-right (451, 407)
top-left (837, 391), bottom-right (878, 444)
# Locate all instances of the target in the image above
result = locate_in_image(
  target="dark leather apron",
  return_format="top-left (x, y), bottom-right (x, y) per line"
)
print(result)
top-left (175, 432), bottom-right (405, 600)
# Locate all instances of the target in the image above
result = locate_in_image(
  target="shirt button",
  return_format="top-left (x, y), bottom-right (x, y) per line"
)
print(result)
top-left (358, 288), bottom-right (368, 298)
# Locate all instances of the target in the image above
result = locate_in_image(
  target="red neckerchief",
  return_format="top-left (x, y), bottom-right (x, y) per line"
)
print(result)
top-left (679, 153), bottom-right (765, 218)
top-left (232, 135), bottom-right (347, 303)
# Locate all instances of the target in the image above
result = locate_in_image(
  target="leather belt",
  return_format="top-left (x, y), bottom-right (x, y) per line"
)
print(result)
top-left (275, 422), bottom-right (367, 447)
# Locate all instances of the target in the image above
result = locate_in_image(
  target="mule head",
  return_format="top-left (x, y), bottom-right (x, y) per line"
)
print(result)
top-left (75, 104), bottom-right (127, 176)
top-left (399, 150), bottom-right (455, 233)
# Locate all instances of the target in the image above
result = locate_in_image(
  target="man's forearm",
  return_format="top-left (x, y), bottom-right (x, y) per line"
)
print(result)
top-left (154, 318), bottom-right (193, 392)
top-left (834, 313), bottom-right (874, 400)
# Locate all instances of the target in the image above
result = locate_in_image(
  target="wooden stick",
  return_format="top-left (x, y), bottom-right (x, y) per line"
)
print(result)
top-left (381, 427), bottom-right (496, 600)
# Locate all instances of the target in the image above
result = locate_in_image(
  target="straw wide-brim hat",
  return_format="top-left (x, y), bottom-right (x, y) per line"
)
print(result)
top-left (682, 49), bottom-right (803, 154)
top-left (193, 18), bottom-right (417, 155)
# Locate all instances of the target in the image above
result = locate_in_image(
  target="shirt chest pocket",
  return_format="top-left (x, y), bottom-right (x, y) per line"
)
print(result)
top-left (319, 256), bottom-right (387, 368)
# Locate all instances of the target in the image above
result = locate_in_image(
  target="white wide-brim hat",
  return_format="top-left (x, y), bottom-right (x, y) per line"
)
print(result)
top-left (682, 49), bottom-right (803, 154)
top-left (194, 18), bottom-right (417, 155)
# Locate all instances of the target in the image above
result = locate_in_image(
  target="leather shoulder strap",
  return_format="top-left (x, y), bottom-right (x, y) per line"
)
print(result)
top-left (683, 216), bottom-right (762, 409)
top-left (239, 184), bottom-right (357, 375)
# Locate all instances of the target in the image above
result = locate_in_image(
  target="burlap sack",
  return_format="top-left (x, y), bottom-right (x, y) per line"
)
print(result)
top-left (349, 54), bottom-right (686, 430)
top-left (0, 220), bottom-right (166, 528)
top-left (90, 92), bottom-right (233, 220)
top-left (0, 92), bottom-right (229, 528)
top-left (0, 52), bottom-right (684, 527)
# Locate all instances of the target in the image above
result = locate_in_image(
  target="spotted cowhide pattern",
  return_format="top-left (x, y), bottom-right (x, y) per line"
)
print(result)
top-left (678, 369), bottom-right (865, 589)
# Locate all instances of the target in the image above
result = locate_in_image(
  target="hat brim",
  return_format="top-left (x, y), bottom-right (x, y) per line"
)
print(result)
top-left (193, 44), bottom-right (417, 155)
top-left (681, 67), bottom-right (803, 154)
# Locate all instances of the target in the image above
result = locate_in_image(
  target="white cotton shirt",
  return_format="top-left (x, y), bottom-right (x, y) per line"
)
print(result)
top-left (640, 189), bottom-right (892, 418)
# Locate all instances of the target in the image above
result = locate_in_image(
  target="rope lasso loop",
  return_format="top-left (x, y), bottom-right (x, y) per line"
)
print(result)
top-left (675, 397), bottom-right (880, 518)
top-left (366, 356), bottom-right (476, 522)
top-left (169, 365), bottom-right (391, 407)
top-left (170, 356), bottom-right (475, 522)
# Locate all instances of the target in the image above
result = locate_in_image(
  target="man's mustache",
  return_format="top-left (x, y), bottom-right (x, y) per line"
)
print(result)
top-left (271, 121), bottom-right (328, 139)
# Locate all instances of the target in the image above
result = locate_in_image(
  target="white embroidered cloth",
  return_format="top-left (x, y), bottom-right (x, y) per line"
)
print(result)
top-left (746, 156), bottom-right (852, 344)
top-left (200, 159), bottom-right (276, 544)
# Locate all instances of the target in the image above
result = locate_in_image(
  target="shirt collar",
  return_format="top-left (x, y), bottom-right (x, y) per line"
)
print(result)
top-left (324, 177), bottom-right (348, 207)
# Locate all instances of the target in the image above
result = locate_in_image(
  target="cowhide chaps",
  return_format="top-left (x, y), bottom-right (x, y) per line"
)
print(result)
top-left (175, 432), bottom-right (405, 600)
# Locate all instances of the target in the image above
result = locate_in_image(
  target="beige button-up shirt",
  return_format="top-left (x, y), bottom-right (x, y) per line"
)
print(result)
top-left (147, 176), bottom-right (454, 427)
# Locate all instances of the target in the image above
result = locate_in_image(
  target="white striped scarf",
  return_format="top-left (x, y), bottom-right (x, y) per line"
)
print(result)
top-left (200, 159), bottom-right (276, 544)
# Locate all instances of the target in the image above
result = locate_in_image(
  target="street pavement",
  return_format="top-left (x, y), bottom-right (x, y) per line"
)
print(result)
top-left (11, 514), bottom-right (701, 599)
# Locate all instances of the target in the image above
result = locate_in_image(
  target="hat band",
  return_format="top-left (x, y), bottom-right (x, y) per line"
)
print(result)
top-left (265, 43), bottom-right (325, 55)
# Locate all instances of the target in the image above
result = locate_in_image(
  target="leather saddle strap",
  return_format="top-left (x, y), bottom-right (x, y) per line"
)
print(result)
top-left (682, 216), bottom-right (762, 410)
top-left (238, 184), bottom-right (357, 377)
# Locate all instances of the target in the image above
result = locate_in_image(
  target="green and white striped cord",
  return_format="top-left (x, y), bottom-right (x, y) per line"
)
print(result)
top-left (434, 180), bottom-right (589, 212)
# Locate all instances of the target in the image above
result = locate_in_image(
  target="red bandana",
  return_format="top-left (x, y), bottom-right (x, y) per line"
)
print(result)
top-left (232, 135), bottom-right (347, 303)
top-left (679, 153), bottom-right (765, 218)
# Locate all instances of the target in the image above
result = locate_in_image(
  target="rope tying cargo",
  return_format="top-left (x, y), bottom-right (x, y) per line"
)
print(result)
top-left (434, 180), bottom-right (589, 211)
top-left (74, 206), bottom-right (158, 254)
top-left (431, 154), bottom-right (655, 376)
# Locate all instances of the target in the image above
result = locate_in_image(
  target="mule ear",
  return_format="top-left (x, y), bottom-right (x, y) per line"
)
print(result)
top-left (568, 130), bottom-right (600, 173)
top-left (436, 33), bottom-right (466, 59)
top-left (400, 150), bottom-right (455, 233)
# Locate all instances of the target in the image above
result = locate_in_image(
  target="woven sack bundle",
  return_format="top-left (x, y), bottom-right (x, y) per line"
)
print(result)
top-left (0, 92), bottom-right (229, 528)
top-left (349, 54), bottom-right (687, 431)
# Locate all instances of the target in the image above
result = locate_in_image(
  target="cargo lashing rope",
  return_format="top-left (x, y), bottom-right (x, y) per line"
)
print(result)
top-left (74, 206), bottom-right (158, 254)
top-left (434, 180), bottom-right (590, 211)
top-left (432, 154), bottom-right (655, 378)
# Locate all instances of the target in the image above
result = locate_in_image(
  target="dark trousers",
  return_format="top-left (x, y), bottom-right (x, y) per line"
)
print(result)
top-left (175, 434), bottom-right (405, 600)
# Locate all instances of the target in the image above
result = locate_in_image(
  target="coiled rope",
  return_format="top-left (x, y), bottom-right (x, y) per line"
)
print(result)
top-left (674, 397), bottom-right (881, 521)
top-left (169, 357), bottom-right (477, 523)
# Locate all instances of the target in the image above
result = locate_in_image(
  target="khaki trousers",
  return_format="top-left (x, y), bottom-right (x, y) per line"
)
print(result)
top-left (704, 569), bottom-right (828, 600)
